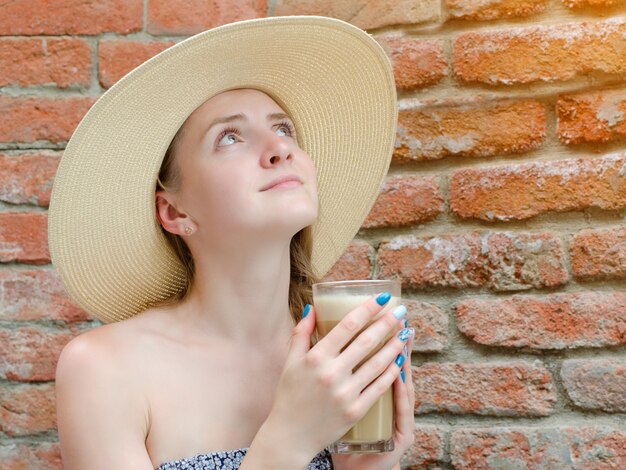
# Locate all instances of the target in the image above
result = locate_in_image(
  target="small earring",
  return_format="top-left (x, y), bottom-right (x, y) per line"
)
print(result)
top-left (184, 226), bottom-right (193, 235)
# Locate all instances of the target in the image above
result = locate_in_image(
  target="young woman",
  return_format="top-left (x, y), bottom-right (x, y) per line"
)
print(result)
top-left (49, 16), bottom-right (415, 470)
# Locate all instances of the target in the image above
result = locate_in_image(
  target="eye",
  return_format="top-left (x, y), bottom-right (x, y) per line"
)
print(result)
top-left (216, 126), bottom-right (240, 147)
top-left (276, 120), bottom-right (296, 138)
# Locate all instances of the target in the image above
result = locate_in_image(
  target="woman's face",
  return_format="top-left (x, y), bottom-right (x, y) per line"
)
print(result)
top-left (159, 88), bottom-right (319, 241)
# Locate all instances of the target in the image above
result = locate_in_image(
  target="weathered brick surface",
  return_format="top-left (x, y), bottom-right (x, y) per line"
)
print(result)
top-left (0, 213), bottom-right (49, 264)
top-left (561, 359), bottom-right (626, 412)
top-left (449, 153), bottom-right (626, 221)
top-left (453, 19), bottom-right (626, 85)
top-left (375, 35), bottom-right (447, 90)
top-left (456, 292), bottom-right (626, 349)
top-left (148, 0), bottom-right (267, 35)
top-left (399, 426), bottom-right (446, 469)
top-left (272, 0), bottom-right (440, 30)
top-left (0, 38), bottom-right (91, 89)
top-left (563, 0), bottom-right (621, 7)
top-left (378, 231), bottom-right (567, 291)
top-left (412, 362), bottom-right (557, 416)
top-left (0, 383), bottom-right (56, 436)
top-left (0, 270), bottom-right (87, 323)
top-left (0, 152), bottom-right (60, 207)
top-left (0, 442), bottom-right (62, 470)
top-left (0, 0), bottom-right (142, 35)
top-left (0, 96), bottom-right (95, 144)
top-left (403, 298), bottom-right (448, 352)
top-left (0, 327), bottom-right (77, 382)
top-left (394, 100), bottom-right (546, 162)
top-left (321, 240), bottom-right (372, 281)
top-left (570, 225), bottom-right (626, 281)
top-left (558, 88), bottom-right (626, 145)
top-left (451, 426), bottom-right (626, 469)
top-left (445, 0), bottom-right (548, 21)
top-left (98, 40), bottom-right (176, 89)
top-left (362, 175), bottom-right (444, 228)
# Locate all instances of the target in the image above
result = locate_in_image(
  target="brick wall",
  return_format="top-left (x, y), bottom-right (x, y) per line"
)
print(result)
top-left (1, 0), bottom-right (625, 468)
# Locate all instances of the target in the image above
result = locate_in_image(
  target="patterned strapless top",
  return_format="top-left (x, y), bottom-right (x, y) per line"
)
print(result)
top-left (155, 446), bottom-right (333, 469)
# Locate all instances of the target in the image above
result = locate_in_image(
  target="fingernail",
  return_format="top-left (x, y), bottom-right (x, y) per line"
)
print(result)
top-left (392, 305), bottom-right (407, 320)
top-left (398, 328), bottom-right (410, 342)
top-left (403, 318), bottom-right (408, 328)
top-left (403, 346), bottom-right (408, 357)
top-left (376, 291), bottom-right (391, 305)
top-left (303, 304), bottom-right (311, 318)
top-left (409, 327), bottom-right (415, 338)
top-left (395, 353), bottom-right (405, 368)
top-left (401, 370), bottom-right (405, 383)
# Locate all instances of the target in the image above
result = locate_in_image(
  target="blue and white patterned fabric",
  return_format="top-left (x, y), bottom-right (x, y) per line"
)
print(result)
top-left (155, 446), bottom-right (334, 469)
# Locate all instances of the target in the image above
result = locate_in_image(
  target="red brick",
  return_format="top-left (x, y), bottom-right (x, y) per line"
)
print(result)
top-left (0, 96), bottom-right (94, 144)
top-left (0, 270), bottom-right (88, 323)
top-left (0, 383), bottom-right (56, 436)
top-left (451, 427), bottom-right (626, 469)
top-left (570, 225), bottom-right (626, 281)
top-left (321, 240), bottom-right (372, 281)
top-left (558, 88), bottom-right (626, 145)
top-left (394, 99), bottom-right (546, 162)
top-left (445, 0), bottom-right (548, 21)
top-left (147, 0), bottom-right (267, 35)
top-left (99, 40), bottom-right (176, 89)
top-left (0, 442), bottom-right (62, 470)
top-left (0, 327), bottom-right (78, 381)
top-left (404, 298), bottom-right (448, 352)
top-left (449, 153), bottom-right (626, 221)
top-left (0, 38), bottom-right (91, 89)
top-left (0, 213), bottom-right (49, 264)
top-left (561, 359), bottom-right (626, 412)
top-left (272, 0), bottom-right (440, 30)
top-left (0, 152), bottom-right (60, 207)
top-left (362, 175), bottom-right (444, 228)
top-left (377, 231), bottom-right (567, 291)
top-left (375, 35), bottom-right (447, 90)
top-left (400, 426), bottom-right (446, 468)
top-left (456, 292), bottom-right (626, 349)
top-left (563, 0), bottom-right (621, 7)
top-left (412, 362), bottom-right (557, 416)
top-left (453, 19), bottom-right (626, 85)
top-left (0, 0), bottom-right (142, 35)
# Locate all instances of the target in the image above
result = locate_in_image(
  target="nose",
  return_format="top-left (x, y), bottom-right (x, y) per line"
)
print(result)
top-left (259, 127), bottom-right (294, 167)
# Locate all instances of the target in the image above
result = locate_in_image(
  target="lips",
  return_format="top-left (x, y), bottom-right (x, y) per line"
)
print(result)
top-left (260, 174), bottom-right (303, 191)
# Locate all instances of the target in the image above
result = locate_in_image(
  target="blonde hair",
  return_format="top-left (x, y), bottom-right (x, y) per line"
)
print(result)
top-left (155, 119), bottom-right (321, 325)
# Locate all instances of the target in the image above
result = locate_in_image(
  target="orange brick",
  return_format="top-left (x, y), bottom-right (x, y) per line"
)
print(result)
top-left (0, 96), bottom-right (94, 144)
top-left (0, 442), bottom-right (62, 469)
top-left (394, 99), bottom-right (546, 162)
top-left (400, 427), bottom-right (446, 469)
top-left (449, 153), bottom-right (626, 221)
top-left (322, 240), bottom-right (372, 281)
top-left (445, 0), bottom-right (548, 21)
top-left (0, 212), bottom-right (49, 264)
top-left (0, 0), bottom-right (142, 35)
top-left (557, 88), bottom-right (626, 145)
top-left (570, 225), bottom-right (626, 281)
top-left (375, 35), bottom-right (447, 90)
top-left (453, 19), bottom-right (626, 85)
top-left (403, 298), bottom-right (448, 352)
top-left (0, 383), bottom-right (56, 436)
top-left (0, 38), bottom-right (91, 88)
top-left (147, 0), bottom-right (267, 35)
top-left (272, 0), bottom-right (440, 30)
top-left (562, 0), bottom-right (621, 7)
top-left (561, 359), bottom-right (626, 411)
top-left (99, 40), bottom-right (177, 89)
top-left (363, 175), bottom-right (444, 228)
top-left (0, 152), bottom-right (60, 206)
top-left (456, 292), bottom-right (626, 349)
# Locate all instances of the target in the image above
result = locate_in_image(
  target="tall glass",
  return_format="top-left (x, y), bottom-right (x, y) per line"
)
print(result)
top-left (312, 279), bottom-right (401, 454)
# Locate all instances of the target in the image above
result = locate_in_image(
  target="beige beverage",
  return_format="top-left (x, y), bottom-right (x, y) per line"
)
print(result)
top-left (314, 291), bottom-right (400, 451)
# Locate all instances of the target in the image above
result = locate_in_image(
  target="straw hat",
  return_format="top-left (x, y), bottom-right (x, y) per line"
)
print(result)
top-left (47, 15), bottom-right (398, 324)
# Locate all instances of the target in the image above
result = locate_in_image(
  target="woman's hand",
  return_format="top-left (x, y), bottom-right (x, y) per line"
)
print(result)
top-left (259, 292), bottom-right (409, 464)
top-left (331, 326), bottom-right (416, 470)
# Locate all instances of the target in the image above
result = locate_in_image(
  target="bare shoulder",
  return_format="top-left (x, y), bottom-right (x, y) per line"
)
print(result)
top-left (55, 311), bottom-right (161, 469)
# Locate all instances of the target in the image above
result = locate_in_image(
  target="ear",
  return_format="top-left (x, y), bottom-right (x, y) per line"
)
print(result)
top-left (155, 190), bottom-right (195, 236)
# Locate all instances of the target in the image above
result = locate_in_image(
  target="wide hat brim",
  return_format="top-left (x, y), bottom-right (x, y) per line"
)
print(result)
top-left (47, 15), bottom-right (398, 324)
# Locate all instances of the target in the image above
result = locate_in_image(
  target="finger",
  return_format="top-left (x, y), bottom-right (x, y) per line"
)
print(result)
top-left (392, 372), bottom-right (413, 437)
top-left (314, 291), bottom-right (401, 357)
top-left (406, 329), bottom-right (415, 410)
top-left (356, 352), bottom-right (403, 414)
top-left (287, 303), bottom-right (317, 359)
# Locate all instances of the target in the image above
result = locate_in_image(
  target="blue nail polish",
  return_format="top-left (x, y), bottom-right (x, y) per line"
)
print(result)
top-left (376, 291), bottom-right (391, 305)
top-left (392, 305), bottom-right (407, 320)
top-left (401, 370), bottom-right (405, 382)
top-left (395, 353), bottom-right (405, 368)
top-left (403, 318), bottom-right (408, 328)
top-left (303, 304), bottom-right (311, 318)
top-left (398, 328), bottom-right (410, 341)
top-left (403, 346), bottom-right (408, 357)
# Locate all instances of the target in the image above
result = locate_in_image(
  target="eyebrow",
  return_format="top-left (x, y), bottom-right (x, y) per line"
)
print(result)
top-left (203, 112), bottom-right (293, 137)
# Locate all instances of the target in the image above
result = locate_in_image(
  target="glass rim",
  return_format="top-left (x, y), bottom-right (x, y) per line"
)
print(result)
top-left (312, 279), bottom-right (399, 288)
